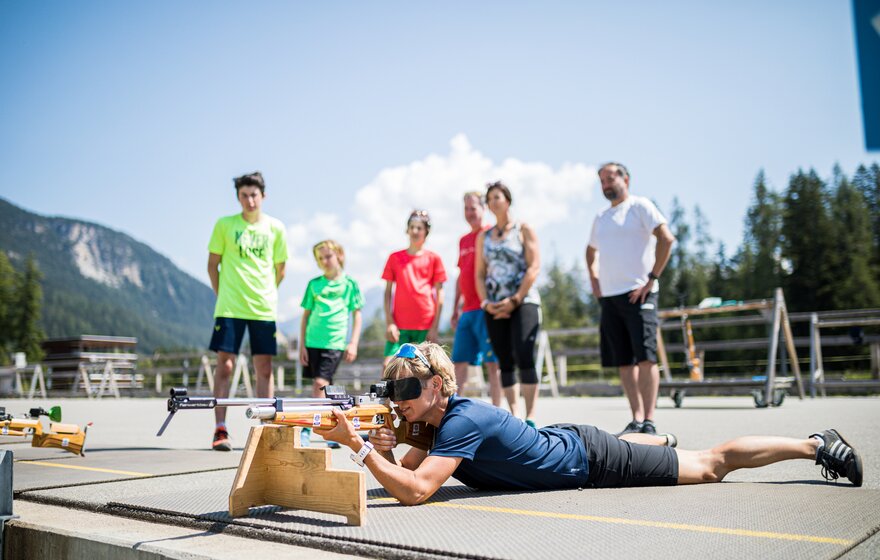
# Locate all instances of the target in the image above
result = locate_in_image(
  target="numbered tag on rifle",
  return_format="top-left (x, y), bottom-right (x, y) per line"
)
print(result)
top-left (394, 421), bottom-right (435, 451)
top-left (1, 426), bottom-right (7, 435)
top-left (352, 417), bottom-right (361, 430)
top-left (312, 413), bottom-right (322, 427)
top-left (62, 438), bottom-right (70, 447)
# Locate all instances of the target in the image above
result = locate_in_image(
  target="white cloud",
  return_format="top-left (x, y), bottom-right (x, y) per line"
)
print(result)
top-left (280, 134), bottom-right (597, 320)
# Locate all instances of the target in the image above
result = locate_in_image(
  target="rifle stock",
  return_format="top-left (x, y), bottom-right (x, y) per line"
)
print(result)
top-left (249, 405), bottom-right (435, 451)
top-left (0, 407), bottom-right (89, 456)
top-left (32, 423), bottom-right (89, 456)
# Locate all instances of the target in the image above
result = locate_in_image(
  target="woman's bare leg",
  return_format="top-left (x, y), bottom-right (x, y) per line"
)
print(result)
top-left (676, 436), bottom-right (819, 484)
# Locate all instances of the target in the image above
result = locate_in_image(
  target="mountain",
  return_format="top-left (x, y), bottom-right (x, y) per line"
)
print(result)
top-left (0, 198), bottom-right (215, 353)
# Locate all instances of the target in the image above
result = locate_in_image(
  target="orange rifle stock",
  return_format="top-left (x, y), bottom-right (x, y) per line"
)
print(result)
top-left (0, 406), bottom-right (90, 456)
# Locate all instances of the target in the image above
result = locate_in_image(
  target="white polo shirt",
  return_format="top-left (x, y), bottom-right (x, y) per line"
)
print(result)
top-left (588, 195), bottom-right (667, 297)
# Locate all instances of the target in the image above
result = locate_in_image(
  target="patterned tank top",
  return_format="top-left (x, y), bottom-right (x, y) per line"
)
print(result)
top-left (482, 222), bottom-right (541, 305)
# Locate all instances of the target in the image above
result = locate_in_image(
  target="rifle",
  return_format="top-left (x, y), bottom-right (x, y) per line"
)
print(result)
top-left (157, 384), bottom-right (435, 451)
top-left (0, 406), bottom-right (90, 456)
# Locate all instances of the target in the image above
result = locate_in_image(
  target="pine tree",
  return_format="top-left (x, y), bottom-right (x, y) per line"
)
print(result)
top-left (689, 205), bottom-right (712, 304)
top-left (781, 170), bottom-right (837, 311)
top-left (741, 171), bottom-right (783, 299)
top-left (660, 198), bottom-right (691, 308)
top-left (708, 243), bottom-right (732, 299)
top-left (538, 260), bottom-right (591, 329)
top-left (0, 252), bottom-right (16, 364)
top-left (852, 163), bottom-right (880, 284)
top-left (830, 169), bottom-right (880, 309)
top-left (11, 255), bottom-right (46, 362)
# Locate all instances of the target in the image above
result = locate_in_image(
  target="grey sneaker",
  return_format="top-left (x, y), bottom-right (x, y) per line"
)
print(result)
top-left (641, 420), bottom-right (657, 435)
top-left (811, 429), bottom-right (863, 487)
top-left (616, 420), bottom-right (644, 436)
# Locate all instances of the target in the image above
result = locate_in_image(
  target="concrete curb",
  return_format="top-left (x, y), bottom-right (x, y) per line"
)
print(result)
top-left (4, 501), bottom-right (360, 560)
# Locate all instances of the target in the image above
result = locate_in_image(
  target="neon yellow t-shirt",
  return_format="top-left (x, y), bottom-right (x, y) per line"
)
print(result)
top-left (208, 213), bottom-right (288, 320)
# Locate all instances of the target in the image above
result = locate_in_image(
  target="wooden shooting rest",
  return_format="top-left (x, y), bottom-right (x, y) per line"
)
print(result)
top-left (229, 424), bottom-right (366, 525)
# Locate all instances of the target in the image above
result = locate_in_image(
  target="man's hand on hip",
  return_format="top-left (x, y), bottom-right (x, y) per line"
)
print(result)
top-left (628, 280), bottom-right (654, 304)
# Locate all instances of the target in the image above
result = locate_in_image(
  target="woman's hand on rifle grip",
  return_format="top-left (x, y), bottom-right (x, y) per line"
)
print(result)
top-left (314, 409), bottom-right (360, 449)
top-left (368, 426), bottom-right (397, 452)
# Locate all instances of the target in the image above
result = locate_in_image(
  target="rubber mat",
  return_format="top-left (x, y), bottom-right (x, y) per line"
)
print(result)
top-left (20, 469), bottom-right (880, 560)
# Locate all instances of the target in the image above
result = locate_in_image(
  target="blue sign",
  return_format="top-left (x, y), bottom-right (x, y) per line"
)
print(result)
top-left (854, 0), bottom-right (880, 150)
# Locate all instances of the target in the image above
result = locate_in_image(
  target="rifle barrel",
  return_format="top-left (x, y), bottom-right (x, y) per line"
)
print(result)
top-left (212, 398), bottom-right (340, 407)
top-left (246, 405), bottom-right (341, 419)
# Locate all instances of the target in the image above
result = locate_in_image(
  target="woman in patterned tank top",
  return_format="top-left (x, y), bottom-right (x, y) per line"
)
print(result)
top-left (475, 181), bottom-right (542, 427)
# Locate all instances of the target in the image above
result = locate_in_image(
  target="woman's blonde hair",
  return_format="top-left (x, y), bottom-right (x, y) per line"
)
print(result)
top-left (382, 342), bottom-right (457, 398)
top-left (312, 239), bottom-right (345, 268)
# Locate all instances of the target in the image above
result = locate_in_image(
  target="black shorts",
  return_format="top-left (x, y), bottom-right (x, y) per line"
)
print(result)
top-left (209, 317), bottom-right (278, 355)
top-left (599, 291), bottom-right (659, 367)
top-left (549, 423), bottom-right (678, 488)
top-left (303, 347), bottom-right (344, 383)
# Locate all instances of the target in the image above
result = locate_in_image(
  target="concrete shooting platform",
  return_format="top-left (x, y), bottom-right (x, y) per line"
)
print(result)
top-left (2, 395), bottom-right (879, 560)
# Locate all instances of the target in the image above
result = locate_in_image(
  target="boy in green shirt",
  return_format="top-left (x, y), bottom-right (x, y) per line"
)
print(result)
top-left (299, 240), bottom-right (364, 447)
top-left (207, 171), bottom-right (288, 451)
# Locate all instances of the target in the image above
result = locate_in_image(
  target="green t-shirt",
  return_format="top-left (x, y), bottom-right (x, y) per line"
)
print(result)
top-left (209, 213), bottom-right (288, 321)
top-left (301, 273), bottom-right (364, 350)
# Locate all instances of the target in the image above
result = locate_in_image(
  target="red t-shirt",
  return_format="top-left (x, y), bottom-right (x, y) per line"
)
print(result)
top-left (458, 226), bottom-right (490, 313)
top-left (382, 249), bottom-right (448, 330)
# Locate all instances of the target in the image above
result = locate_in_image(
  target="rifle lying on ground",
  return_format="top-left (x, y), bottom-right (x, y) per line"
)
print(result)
top-left (156, 384), bottom-right (435, 451)
top-left (0, 406), bottom-right (90, 456)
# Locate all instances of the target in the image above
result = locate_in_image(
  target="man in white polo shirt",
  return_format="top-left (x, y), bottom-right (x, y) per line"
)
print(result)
top-left (586, 162), bottom-right (675, 436)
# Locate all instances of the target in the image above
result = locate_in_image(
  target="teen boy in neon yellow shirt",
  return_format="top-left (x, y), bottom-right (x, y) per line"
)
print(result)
top-left (207, 171), bottom-right (288, 451)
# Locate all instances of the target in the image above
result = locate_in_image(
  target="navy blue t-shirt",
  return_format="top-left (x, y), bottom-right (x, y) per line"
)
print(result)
top-left (428, 395), bottom-right (590, 490)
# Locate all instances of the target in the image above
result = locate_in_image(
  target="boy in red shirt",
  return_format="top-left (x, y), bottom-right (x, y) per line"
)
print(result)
top-left (382, 210), bottom-right (447, 366)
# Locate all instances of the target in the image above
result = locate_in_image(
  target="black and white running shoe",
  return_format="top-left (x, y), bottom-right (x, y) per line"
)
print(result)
top-left (810, 429), bottom-right (863, 487)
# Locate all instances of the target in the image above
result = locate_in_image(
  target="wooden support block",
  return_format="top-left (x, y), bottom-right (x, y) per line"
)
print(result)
top-left (228, 424), bottom-right (366, 525)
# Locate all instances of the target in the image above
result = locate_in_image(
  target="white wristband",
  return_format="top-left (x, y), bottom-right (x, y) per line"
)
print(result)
top-left (350, 441), bottom-right (374, 466)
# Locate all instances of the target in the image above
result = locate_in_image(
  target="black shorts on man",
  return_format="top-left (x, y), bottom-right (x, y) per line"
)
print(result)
top-left (599, 291), bottom-right (658, 367)
top-left (303, 347), bottom-right (344, 383)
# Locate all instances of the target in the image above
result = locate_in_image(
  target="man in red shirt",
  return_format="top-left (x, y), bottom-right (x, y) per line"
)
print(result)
top-left (381, 210), bottom-right (447, 367)
top-left (450, 193), bottom-right (501, 405)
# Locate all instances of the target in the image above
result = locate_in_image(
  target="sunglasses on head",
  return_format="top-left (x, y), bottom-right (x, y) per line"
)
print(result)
top-left (395, 343), bottom-right (433, 368)
top-left (377, 343), bottom-right (437, 401)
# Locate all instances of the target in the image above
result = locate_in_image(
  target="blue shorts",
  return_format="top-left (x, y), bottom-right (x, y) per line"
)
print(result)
top-left (209, 317), bottom-right (278, 355)
top-left (451, 309), bottom-right (497, 365)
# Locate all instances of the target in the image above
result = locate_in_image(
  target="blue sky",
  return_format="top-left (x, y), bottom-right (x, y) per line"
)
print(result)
top-left (0, 1), bottom-right (875, 321)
